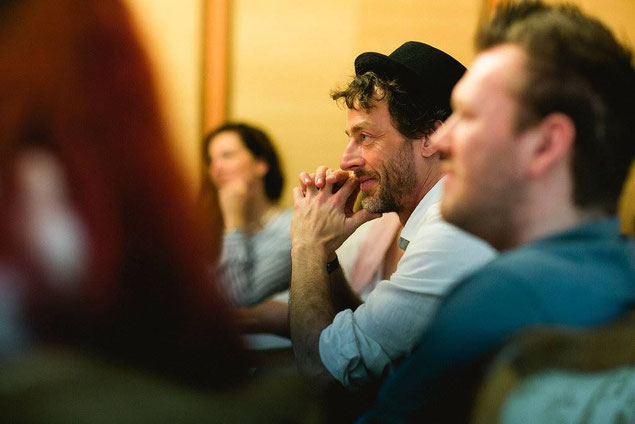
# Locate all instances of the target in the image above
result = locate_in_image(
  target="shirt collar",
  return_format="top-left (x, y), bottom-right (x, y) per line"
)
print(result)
top-left (398, 177), bottom-right (445, 250)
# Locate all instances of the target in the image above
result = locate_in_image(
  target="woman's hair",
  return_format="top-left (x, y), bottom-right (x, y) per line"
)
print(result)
top-left (202, 123), bottom-right (285, 202)
top-left (0, 0), bottom-right (246, 386)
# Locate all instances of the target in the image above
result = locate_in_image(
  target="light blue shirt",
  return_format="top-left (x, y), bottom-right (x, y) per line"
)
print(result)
top-left (319, 179), bottom-right (496, 388)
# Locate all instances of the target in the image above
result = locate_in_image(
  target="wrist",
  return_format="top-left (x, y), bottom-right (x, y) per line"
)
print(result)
top-left (224, 217), bottom-right (247, 232)
top-left (291, 242), bottom-right (319, 259)
top-left (291, 243), bottom-right (331, 264)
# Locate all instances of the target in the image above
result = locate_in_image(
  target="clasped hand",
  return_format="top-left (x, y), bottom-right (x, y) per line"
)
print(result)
top-left (291, 166), bottom-right (380, 259)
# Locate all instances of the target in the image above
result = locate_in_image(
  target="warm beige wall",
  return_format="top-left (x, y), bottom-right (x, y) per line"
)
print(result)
top-left (355, 0), bottom-right (481, 66)
top-left (229, 0), bottom-right (634, 220)
top-left (121, 0), bottom-right (633, 224)
top-left (228, 0), bottom-right (480, 207)
top-left (228, 0), bottom-right (357, 207)
top-left (124, 0), bottom-right (204, 196)
top-left (566, 0), bottom-right (635, 43)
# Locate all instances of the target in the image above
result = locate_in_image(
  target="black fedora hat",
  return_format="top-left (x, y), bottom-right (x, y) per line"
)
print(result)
top-left (354, 41), bottom-right (466, 112)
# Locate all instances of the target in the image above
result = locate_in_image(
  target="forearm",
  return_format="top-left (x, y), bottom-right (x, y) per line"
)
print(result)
top-left (289, 247), bottom-right (335, 381)
top-left (236, 300), bottom-right (290, 337)
top-left (328, 265), bottom-right (362, 311)
top-left (288, 170), bottom-right (375, 382)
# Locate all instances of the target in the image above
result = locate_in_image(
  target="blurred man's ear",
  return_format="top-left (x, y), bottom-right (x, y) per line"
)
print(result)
top-left (420, 121), bottom-right (443, 158)
top-left (527, 113), bottom-right (575, 178)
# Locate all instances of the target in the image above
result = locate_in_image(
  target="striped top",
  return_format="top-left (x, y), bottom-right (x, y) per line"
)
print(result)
top-left (218, 209), bottom-right (292, 307)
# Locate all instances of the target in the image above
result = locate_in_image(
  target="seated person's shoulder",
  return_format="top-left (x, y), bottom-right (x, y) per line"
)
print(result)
top-left (456, 238), bottom-right (634, 321)
top-left (271, 208), bottom-right (293, 226)
top-left (463, 244), bottom-right (575, 287)
top-left (259, 208), bottom-right (293, 237)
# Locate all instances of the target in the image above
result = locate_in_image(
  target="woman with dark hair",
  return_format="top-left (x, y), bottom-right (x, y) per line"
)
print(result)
top-left (202, 123), bottom-right (292, 308)
top-left (0, 0), bottom-right (246, 387)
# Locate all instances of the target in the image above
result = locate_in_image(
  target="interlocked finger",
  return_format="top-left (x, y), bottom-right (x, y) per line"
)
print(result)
top-left (314, 165), bottom-right (329, 189)
top-left (292, 186), bottom-right (304, 204)
top-left (332, 173), bottom-right (359, 204)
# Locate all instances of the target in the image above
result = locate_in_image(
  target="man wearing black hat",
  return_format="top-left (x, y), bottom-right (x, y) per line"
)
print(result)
top-left (289, 42), bottom-right (495, 389)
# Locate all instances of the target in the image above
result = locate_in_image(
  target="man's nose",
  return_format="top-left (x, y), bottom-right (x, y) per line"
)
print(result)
top-left (340, 140), bottom-right (364, 171)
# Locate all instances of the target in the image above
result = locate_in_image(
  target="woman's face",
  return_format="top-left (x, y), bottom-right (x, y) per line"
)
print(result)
top-left (207, 131), bottom-right (266, 189)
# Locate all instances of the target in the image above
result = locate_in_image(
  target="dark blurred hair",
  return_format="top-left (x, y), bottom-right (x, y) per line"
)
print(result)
top-left (477, 0), bottom-right (635, 214)
top-left (331, 71), bottom-right (451, 139)
top-left (203, 122), bottom-right (284, 202)
top-left (0, 0), bottom-right (246, 386)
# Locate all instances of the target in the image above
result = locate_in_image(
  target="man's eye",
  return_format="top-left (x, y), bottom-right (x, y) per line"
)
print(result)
top-left (360, 134), bottom-right (369, 141)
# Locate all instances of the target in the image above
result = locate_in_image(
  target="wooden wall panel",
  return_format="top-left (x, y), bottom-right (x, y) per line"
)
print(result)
top-left (218, 0), bottom-right (633, 222)
top-left (203, 0), bottom-right (230, 132)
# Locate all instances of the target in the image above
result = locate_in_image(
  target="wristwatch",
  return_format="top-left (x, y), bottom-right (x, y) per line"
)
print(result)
top-left (326, 255), bottom-right (340, 274)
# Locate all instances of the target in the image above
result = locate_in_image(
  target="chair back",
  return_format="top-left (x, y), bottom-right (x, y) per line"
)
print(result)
top-left (472, 310), bottom-right (635, 424)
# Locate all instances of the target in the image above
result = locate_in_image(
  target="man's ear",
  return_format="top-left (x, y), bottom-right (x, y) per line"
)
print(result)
top-left (527, 113), bottom-right (575, 178)
top-left (420, 120), bottom-right (443, 158)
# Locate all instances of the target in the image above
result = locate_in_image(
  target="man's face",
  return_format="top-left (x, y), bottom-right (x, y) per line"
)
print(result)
top-left (432, 45), bottom-right (532, 246)
top-left (340, 98), bottom-right (416, 214)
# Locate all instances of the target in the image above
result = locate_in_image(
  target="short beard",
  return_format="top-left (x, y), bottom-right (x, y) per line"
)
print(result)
top-left (359, 139), bottom-right (416, 214)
